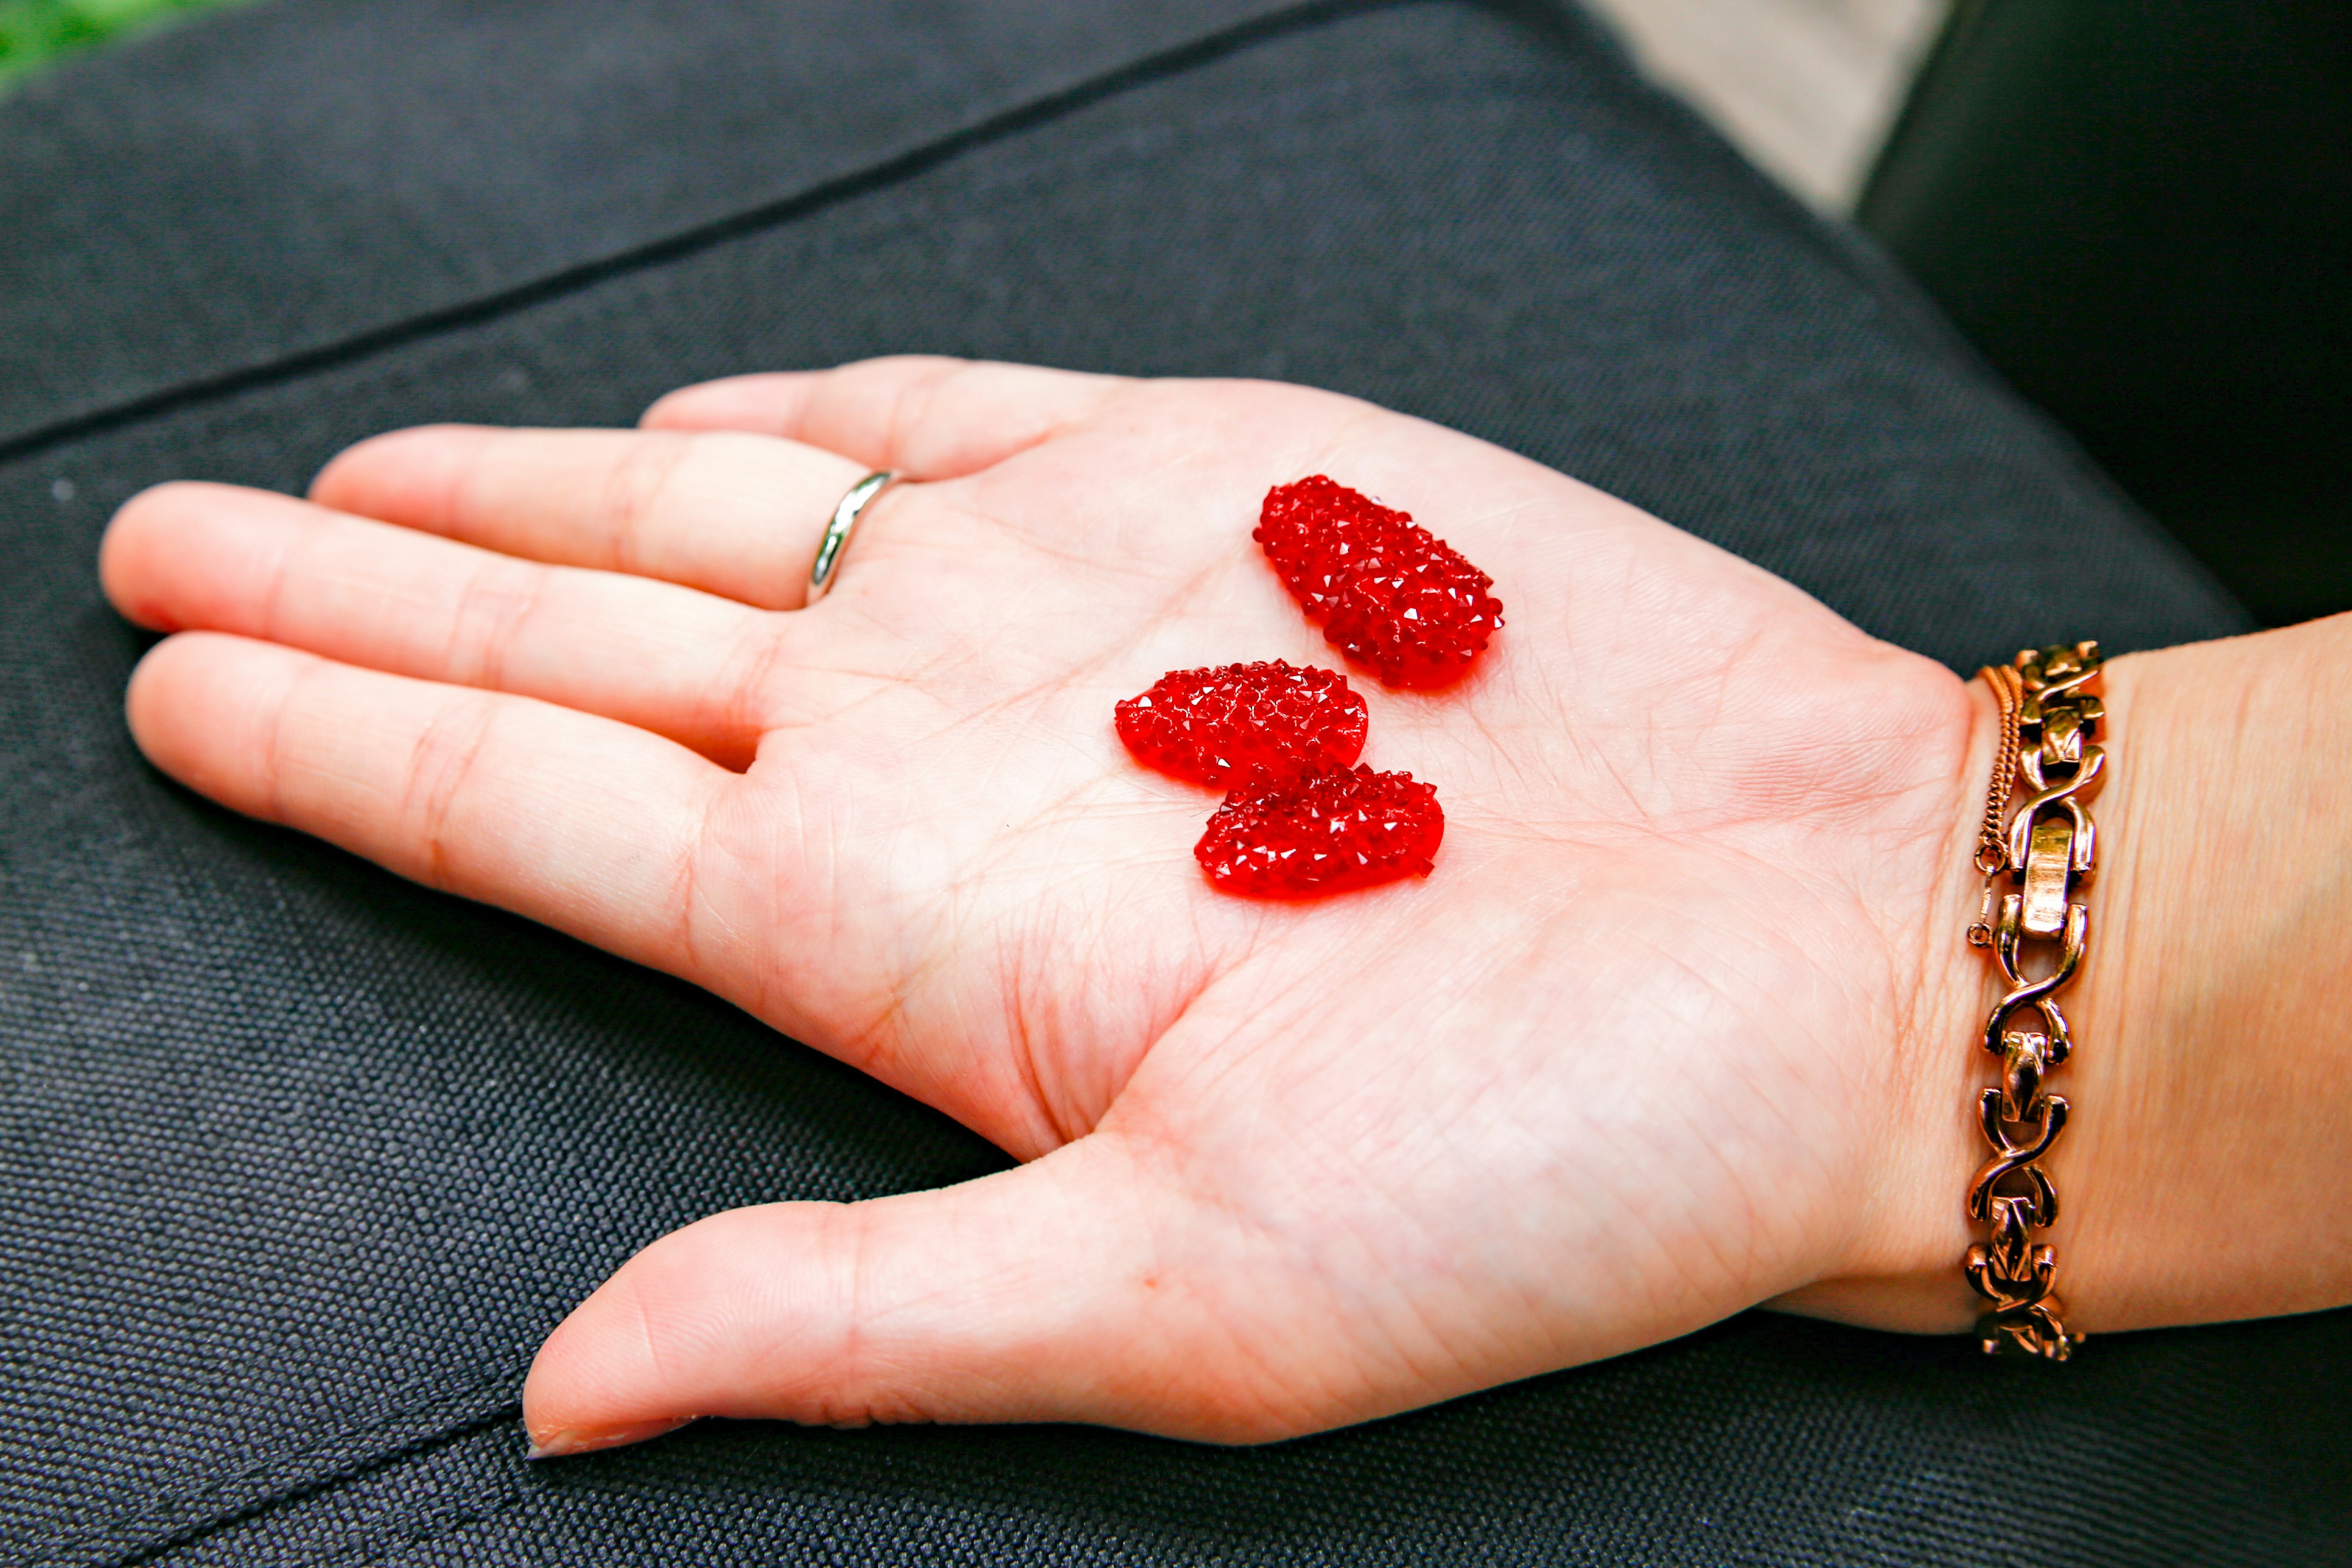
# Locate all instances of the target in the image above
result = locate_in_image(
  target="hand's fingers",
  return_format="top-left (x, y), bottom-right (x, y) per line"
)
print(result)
top-left (642, 356), bottom-right (1129, 480)
top-left (128, 633), bottom-right (731, 978)
top-left (522, 1134), bottom-right (1308, 1455)
top-left (309, 425), bottom-right (871, 610)
top-left (104, 483), bottom-right (796, 767)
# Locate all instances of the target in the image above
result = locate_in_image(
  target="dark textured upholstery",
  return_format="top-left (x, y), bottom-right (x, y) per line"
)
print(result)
top-left (1859, 0), bottom-right (2352, 627)
top-left (2, 1), bottom-right (2334, 1562)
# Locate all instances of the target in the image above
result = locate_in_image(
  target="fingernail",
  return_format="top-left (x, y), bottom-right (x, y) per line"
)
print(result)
top-left (524, 1417), bottom-right (694, 1461)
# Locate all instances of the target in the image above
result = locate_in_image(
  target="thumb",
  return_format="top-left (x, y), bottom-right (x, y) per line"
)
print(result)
top-left (520, 1133), bottom-right (1289, 1456)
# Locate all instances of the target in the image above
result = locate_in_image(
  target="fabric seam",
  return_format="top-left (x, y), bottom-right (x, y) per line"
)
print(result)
top-left (29, 1374), bottom-right (522, 1568)
top-left (0, 0), bottom-right (1415, 469)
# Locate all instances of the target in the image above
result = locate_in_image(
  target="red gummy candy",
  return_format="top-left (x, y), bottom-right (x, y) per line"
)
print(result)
top-left (1116, 661), bottom-right (1368, 787)
top-left (1254, 476), bottom-right (1504, 690)
top-left (1256, 476), bottom-right (1414, 620)
top-left (1195, 764), bottom-right (1444, 899)
top-left (1324, 549), bottom-right (1506, 691)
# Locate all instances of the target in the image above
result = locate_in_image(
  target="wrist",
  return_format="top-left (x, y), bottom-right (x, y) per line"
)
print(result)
top-left (1770, 665), bottom-right (2007, 1332)
top-left (1787, 616), bottom-right (2352, 1338)
top-left (2049, 619), bottom-right (2352, 1330)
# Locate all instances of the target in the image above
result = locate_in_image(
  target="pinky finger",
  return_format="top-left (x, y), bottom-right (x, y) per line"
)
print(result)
top-left (128, 632), bottom-right (730, 978)
top-left (642, 356), bottom-right (1128, 480)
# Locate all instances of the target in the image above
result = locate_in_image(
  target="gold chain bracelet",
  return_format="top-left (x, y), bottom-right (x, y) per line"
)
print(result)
top-left (1961, 641), bottom-right (2105, 1359)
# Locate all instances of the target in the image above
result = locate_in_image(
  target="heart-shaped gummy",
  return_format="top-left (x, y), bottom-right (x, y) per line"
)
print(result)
top-left (1194, 764), bottom-right (1444, 898)
top-left (1116, 660), bottom-right (1368, 788)
top-left (1255, 475), bottom-right (1504, 690)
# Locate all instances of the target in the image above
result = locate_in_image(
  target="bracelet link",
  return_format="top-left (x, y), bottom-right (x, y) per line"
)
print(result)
top-left (2020, 816), bottom-right (2076, 937)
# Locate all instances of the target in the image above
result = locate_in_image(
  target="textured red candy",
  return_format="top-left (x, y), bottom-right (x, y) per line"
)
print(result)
top-left (1195, 764), bottom-right (1445, 899)
top-left (1254, 476), bottom-right (1504, 690)
top-left (1256, 475), bottom-right (1415, 620)
top-left (1116, 661), bottom-right (1368, 787)
top-left (1323, 549), bottom-right (1506, 691)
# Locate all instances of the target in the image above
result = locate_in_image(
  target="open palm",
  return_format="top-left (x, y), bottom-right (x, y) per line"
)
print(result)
top-left (101, 358), bottom-right (1982, 1455)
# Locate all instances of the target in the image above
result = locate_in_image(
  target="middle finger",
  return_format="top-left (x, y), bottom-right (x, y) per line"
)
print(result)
top-left (102, 482), bottom-right (799, 767)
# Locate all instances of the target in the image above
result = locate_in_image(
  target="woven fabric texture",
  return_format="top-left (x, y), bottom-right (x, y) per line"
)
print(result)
top-left (2, 1), bottom-right (2338, 1563)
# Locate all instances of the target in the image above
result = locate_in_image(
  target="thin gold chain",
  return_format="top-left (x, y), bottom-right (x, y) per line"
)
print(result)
top-left (1966, 662), bottom-right (2024, 946)
top-left (1963, 641), bottom-right (2105, 1359)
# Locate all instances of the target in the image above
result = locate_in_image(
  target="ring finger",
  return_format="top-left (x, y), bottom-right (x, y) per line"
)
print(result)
top-left (308, 424), bottom-right (884, 611)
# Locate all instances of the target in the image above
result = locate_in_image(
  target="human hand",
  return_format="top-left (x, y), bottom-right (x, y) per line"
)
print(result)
top-left (99, 358), bottom-right (1998, 1457)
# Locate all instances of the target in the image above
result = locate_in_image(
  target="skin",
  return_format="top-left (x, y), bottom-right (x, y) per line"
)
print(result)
top-left (96, 358), bottom-right (2352, 1458)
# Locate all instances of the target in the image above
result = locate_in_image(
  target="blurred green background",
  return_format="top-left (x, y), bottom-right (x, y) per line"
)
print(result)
top-left (0, 0), bottom-right (241, 89)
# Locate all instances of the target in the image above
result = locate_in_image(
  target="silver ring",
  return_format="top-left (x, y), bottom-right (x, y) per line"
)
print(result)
top-left (807, 470), bottom-right (897, 605)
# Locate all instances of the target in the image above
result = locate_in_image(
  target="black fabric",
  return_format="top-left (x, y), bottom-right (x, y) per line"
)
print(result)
top-left (1858, 0), bottom-right (2352, 628)
top-left (0, 1), bottom-right (2333, 1563)
top-left (0, 0), bottom-right (1303, 444)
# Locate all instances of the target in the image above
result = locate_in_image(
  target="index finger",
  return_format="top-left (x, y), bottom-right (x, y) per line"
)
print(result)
top-left (128, 632), bottom-right (737, 985)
